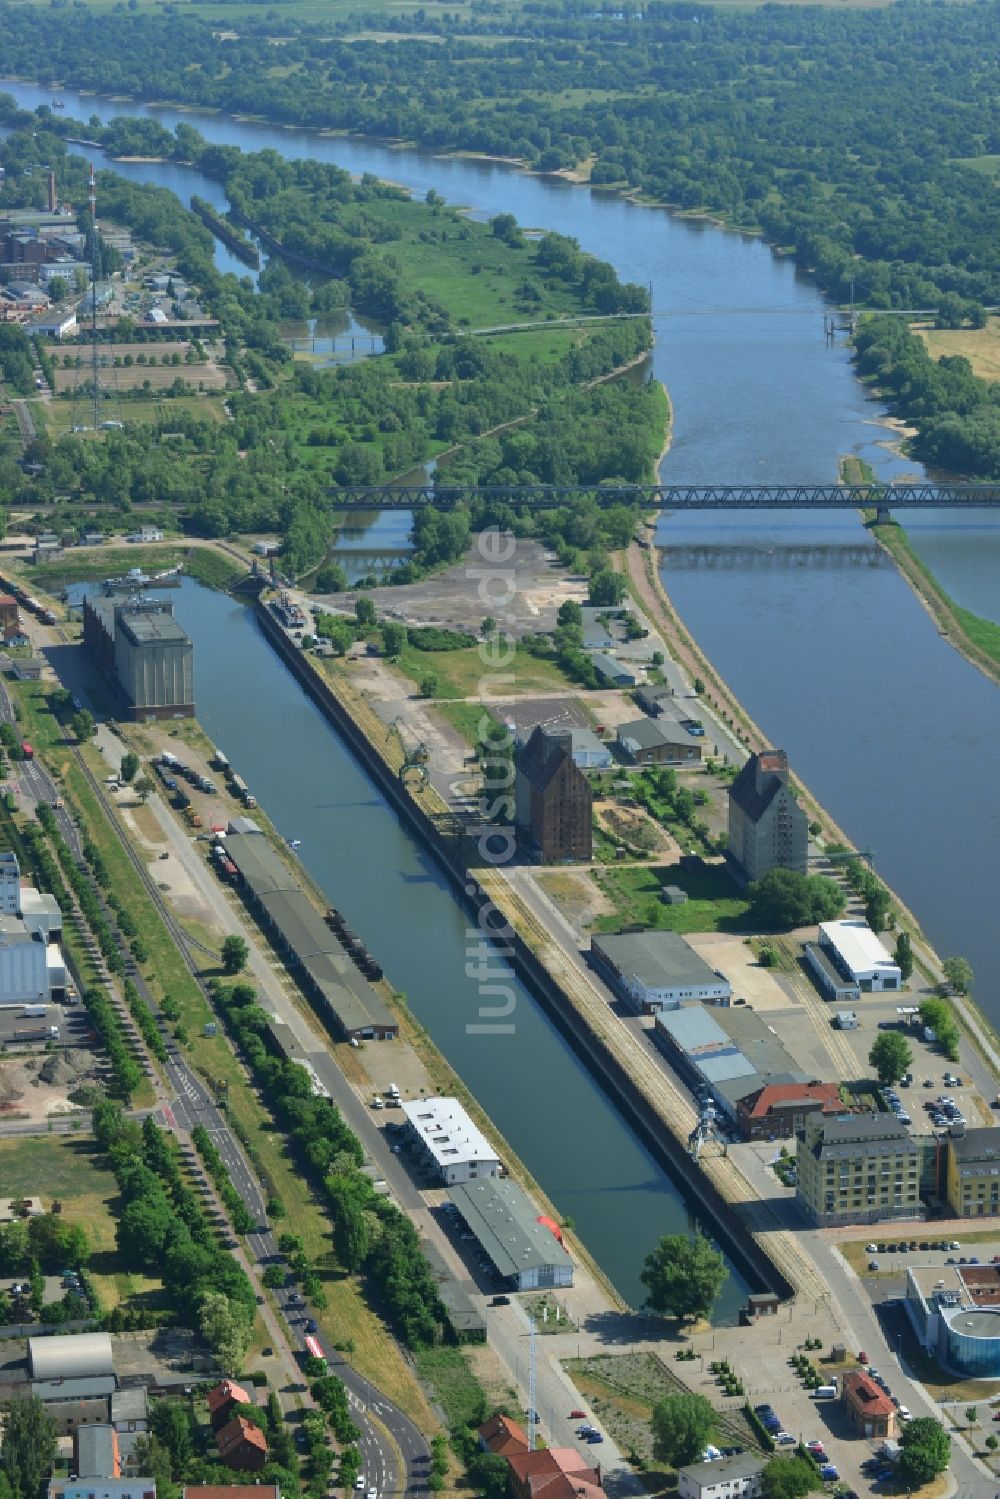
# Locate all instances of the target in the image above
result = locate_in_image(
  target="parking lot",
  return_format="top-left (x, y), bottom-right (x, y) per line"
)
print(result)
top-left (0, 1271), bottom-right (86, 1323)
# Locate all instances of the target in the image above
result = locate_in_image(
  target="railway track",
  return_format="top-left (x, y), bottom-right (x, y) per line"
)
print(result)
top-left (477, 863), bottom-right (833, 1305)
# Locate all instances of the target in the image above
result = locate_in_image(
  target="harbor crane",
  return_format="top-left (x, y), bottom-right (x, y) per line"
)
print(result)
top-left (387, 717), bottom-right (430, 788)
top-left (688, 1098), bottom-right (727, 1161)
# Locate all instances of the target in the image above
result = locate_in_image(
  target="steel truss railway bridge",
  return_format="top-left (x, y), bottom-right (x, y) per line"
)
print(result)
top-left (328, 483), bottom-right (1000, 519)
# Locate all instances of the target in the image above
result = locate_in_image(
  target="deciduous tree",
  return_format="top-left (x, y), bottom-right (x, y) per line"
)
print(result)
top-left (868, 1032), bottom-right (913, 1086)
top-left (0, 1395), bottom-right (57, 1499)
top-left (650, 1392), bottom-right (716, 1467)
top-left (641, 1233), bottom-right (726, 1322)
top-left (759, 1456), bottom-right (817, 1499)
top-left (894, 931), bottom-right (913, 982)
top-left (943, 956), bottom-right (974, 994)
top-left (897, 1417), bottom-right (950, 1486)
top-left (221, 935), bottom-right (249, 975)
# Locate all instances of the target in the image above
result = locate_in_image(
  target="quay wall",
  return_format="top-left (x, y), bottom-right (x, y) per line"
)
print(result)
top-left (254, 600), bottom-right (792, 1303)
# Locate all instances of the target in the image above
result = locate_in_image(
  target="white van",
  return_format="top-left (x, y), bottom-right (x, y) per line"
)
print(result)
top-left (371, 1095), bottom-right (384, 1110)
top-left (386, 1082), bottom-right (400, 1099)
top-left (814, 1385), bottom-right (838, 1399)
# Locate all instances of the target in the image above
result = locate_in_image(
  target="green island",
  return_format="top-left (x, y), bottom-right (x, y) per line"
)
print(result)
top-left (0, 106), bottom-right (660, 582)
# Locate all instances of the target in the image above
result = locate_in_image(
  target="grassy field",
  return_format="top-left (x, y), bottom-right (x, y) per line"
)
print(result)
top-left (45, 343), bottom-right (228, 394)
top-left (24, 547), bottom-right (183, 587)
top-left (21, 544), bottom-right (241, 592)
top-left (591, 860), bottom-right (750, 934)
top-left (392, 640), bottom-right (578, 699)
top-left (432, 698), bottom-right (499, 749)
top-left (0, 1137), bottom-right (162, 1310)
top-left (953, 154), bottom-right (1000, 180)
top-left (915, 316), bottom-right (1000, 382)
top-left (37, 393), bottom-right (227, 436)
top-left (358, 198), bottom-right (606, 332)
top-left (21, 0), bottom-right (474, 20)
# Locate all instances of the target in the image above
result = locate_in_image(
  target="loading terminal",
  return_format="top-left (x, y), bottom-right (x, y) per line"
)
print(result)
top-left (222, 829), bottom-right (397, 1041)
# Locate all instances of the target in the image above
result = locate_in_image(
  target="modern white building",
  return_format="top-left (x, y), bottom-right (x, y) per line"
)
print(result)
top-left (678, 1455), bottom-right (764, 1499)
top-left (809, 920), bottom-right (901, 994)
top-left (401, 1097), bottom-right (500, 1185)
top-left (28, 310), bottom-right (77, 339)
top-left (590, 930), bottom-right (732, 1014)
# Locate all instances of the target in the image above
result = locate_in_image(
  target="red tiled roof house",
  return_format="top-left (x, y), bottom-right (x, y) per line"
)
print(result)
top-left (841, 1371), bottom-right (897, 1439)
top-left (478, 1415), bottom-right (530, 1458)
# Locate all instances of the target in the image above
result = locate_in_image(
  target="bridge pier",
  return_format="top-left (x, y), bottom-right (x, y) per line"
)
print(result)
top-left (875, 505), bottom-right (892, 525)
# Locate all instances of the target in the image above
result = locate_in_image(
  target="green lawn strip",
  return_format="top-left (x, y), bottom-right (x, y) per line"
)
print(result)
top-left (431, 699), bottom-right (498, 749)
top-left (869, 519), bottom-right (1000, 677)
top-left (952, 603), bottom-right (1000, 664)
top-left (414, 1345), bottom-right (488, 1429)
top-left (184, 548), bottom-right (245, 591)
top-left (591, 861), bottom-right (750, 934)
top-left (25, 547), bottom-right (187, 589)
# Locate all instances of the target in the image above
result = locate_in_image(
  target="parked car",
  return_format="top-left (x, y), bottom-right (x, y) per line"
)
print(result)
top-left (776, 1433), bottom-right (796, 1446)
top-left (820, 1466), bottom-right (839, 1482)
top-left (858, 1351), bottom-right (868, 1363)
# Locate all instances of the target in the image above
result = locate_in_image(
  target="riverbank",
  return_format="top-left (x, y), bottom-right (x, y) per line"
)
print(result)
top-left (252, 596), bottom-right (824, 1307)
top-left (627, 534), bottom-right (1000, 1090)
top-left (837, 456), bottom-right (1000, 689)
top-left (869, 518), bottom-right (1000, 688)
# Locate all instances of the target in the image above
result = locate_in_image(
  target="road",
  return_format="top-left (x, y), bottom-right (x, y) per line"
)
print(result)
top-left (80, 730), bottom-right (641, 1487)
top-left (732, 1145), bottom-right (992, 1495)
top-left (71, 741), bottom-right (429, 1496)
top-left (0, 672), bottom-right (425, 1495)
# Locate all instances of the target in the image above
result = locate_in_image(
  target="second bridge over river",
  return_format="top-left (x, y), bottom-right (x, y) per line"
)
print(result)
top-left (326, 483), bottom-right (1000, 517)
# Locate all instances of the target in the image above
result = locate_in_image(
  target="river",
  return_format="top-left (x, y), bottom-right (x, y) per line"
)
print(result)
top-left (14, 76), bottom-right (999, 1303)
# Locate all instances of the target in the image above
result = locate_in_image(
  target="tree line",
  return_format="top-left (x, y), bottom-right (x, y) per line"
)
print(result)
top-left (0, 117), bottom-right (662, 575)
top-left (2, 0), bottom-right (999, 312)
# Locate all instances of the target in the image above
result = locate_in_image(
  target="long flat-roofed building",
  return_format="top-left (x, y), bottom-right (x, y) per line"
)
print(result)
top-left (224, 830), bottom-right (397, 1041)
top-left (808, 920), bottom-right (901, 994)
top-left (654, 1002), bottom-right (810, 1123)
top-left (451, 1177), bottom-right (574, 1290)
top-left (401, 1097), bottom-right (499, 1185)
top-left (29, 1331), bottom-right (114, 1381)
top-left (591, 930), bottom-right (731, 1014)
top-left (83, 591), bottom-right (193, 721)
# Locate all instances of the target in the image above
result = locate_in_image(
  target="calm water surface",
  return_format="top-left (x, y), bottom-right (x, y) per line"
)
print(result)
top-left (34, 72), bottom-right (1000, 1300)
